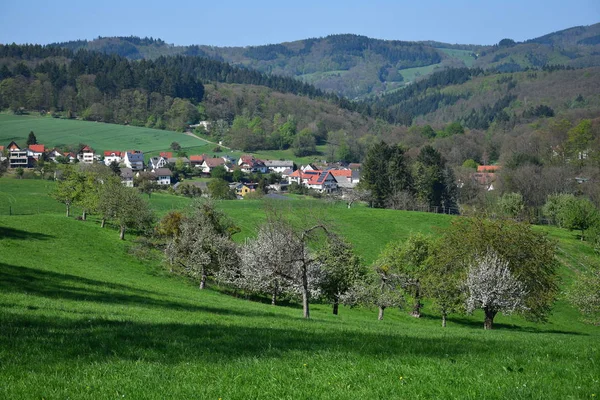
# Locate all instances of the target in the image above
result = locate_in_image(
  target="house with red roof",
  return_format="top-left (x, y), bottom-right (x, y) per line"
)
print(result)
top-left (305, 171), bottom-right (338, 192)
top-left (77, 145), bottom-right (96, 164)
top-left (28, 144), bottom-right (45, 159)
top-left (189, 154), bottom-right (206, 168)
top-left (104, 151), bottom-right (123, 166)
top-left (160, 152), bottom-right (173, 158)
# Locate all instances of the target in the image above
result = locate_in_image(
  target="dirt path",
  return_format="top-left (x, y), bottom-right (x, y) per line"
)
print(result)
top-left (184, 131), bottom-right (231, 150)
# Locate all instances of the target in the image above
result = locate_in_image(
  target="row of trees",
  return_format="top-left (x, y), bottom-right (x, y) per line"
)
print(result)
top-left (162, 201), bottom-right (562, 329)
top-left (50, 165), bottom-right (154, 239)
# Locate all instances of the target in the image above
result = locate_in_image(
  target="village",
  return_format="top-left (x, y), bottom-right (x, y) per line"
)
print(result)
top-left (0, 140), bottom-right (365, 198)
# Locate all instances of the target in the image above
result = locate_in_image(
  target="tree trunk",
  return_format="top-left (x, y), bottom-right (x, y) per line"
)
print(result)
top-left (271, 285), bottom-right (278, 306)
top-left (66, 204), bottom-right (70, 217)
top-left (119, 226), bottom-right (126, 240)
top-left (333, 300), bottom-right (339, 315)
top-left (484, 307), bottom-right (497, 330)
top-left (101, 218), bottom-right (106, 228)
top-left (411, 283), bottom-right (422, 318)
top-left (200, 270), bottom-right (207, 289)
top-left (442, 312), bottom-right (447, 328)
top-left (378, 306), bottom-right (385, 320)
top-left (302, 264), bottom-right (310, 318)
top-left (82, 209), bottom-right (87, 221)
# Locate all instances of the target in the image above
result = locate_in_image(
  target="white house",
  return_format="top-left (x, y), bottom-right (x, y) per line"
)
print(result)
top-left (124, 151), bottom-right (145, 171)
top-left (152, 168), bottom-right (172, 185)
top-left (104, 151), bottom-right (123, 166)
top-left (78, 146), bottom-right (96, 164)
top-left (264, 160), bottom-right (294, 174)
top-left (148, 156), bottom-right (168, 170)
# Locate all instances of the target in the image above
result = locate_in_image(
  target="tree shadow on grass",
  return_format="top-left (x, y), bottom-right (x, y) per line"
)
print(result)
top-left (1, 312), bottom-right (571, 367)
top-left (419, 313), bottom-right (586, 336)
top-left (0, 226), bottom-right (54, 240)
top-left (0, 263), bottom-right (292, 320)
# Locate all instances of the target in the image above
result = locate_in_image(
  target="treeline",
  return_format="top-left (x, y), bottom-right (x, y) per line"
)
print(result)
top-left (0, 44), bottom-right (377, 126)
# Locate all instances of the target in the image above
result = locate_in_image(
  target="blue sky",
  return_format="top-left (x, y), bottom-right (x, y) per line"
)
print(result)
top-left (1, 0), bottom-right (598, 47)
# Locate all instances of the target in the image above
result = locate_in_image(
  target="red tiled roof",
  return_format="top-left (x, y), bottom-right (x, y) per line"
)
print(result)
top-left (0, 146), bottom-right (5, 151)
top-left (477, 165), bottom-right (500, 173)
top-left (81, 146), bottom-right (93, 152)
top-left (189, 155), bottom-right (204, 162)
top-left (330, 170), bottom-right (351, 178)
top-left (104, 150), bottom-right (122, 157)
top-left (29, 144), bottom-right (45, 153)
top-left (160, 152), bottom-right (173, 158)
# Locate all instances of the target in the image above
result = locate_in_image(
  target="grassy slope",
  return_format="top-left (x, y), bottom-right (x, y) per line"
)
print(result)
top-left (0, 114), bottom-right (212, 154)
top-left (0, 114), bottom-right (328, 165)
top-left (1, 178), bottom-right (599, 399)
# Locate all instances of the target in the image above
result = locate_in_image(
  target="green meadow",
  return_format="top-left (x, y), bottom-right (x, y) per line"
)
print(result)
top-left (0, 178), bottom-right (599, 399)
top-left (0, 114), bottom-right (212, 154)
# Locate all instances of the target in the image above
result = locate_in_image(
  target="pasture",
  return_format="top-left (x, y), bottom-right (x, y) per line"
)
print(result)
top-left (0, 114), bottom-right (212, 154)
top-left (0, 177), bottom-right (599, 398)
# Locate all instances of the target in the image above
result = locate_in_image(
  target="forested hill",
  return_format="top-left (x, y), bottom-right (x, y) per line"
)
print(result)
top-left (47, 23), bottom-right (600, 99)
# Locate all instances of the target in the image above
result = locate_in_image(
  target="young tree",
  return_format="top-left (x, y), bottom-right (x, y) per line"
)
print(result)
top-left (99, 182), bottom-right (154, 240)
top-left (317, 235), bottom-right (366, 315)
top-left (466, 251), bottom-right (528, 330)
top-left (166, 202), bottom-right (239, 289)
top-left (568, 269), bottom-right (600, 324)
top-left (422, 250), bottom-right (465, 327)
top-left (377, 233), bottom-right (434, 318)
top-left (208, 178), bottom-right (235, 199)
top-left (343, 263), bottom-right (404, 321)
top-left (15, 167), bottom-right (24, 179)
top-left (50, 167), bottom-right (83, 217)
top-left (498, 192), bottom-right (525, 220)
top-left (559, 197), bottom-right (599, 241)
top-left (135, 171), bottom-right (159, 199)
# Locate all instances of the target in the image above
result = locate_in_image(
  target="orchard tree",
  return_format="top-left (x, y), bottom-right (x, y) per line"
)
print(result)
top-left (466, 251), bottom-right (528, 330)
top-left (135, 171), bottom-right (159, 199)
top-left (568, 269), bottom-right (600, 324)
top-left (559, 197), bottom-right (598, 241)
top-left (377, 233), bottom-right (434, 318)
top-left (50, 167), bottom-right (83, 217)
top-left (317, 235), bottom-right (366, 315)
top-left (166, 202), bottom-right (239, 289)
top-left (98, 181), bottom-right (154, 239)
top-left (343, 262), bottom-right (404, 321)
top-left (422, 247), bottom-right (465, 327)
top-left (238, 217), bottom-right (298, 305)
top-left (435, 217), bottom-right (558, 329)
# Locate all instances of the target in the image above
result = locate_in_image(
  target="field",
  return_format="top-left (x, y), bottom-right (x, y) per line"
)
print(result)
top-left (0, 114), bottom-right (328, 165)
top-left (0, 178), bottom-right (599, 399)
top-left (0, 114), bottom-right (213, 154)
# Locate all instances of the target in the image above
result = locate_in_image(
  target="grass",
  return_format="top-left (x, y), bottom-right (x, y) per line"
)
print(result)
top-left (398, 63), bottom-right (444, 84)
top-left (0, 113), bottom-right (209, 154)
top-left (439, 48), bottom-right (477, 68)
top-left (1, 178), bottom-right (599, 399)
top-left (0, 113), bottom-right (326, 165)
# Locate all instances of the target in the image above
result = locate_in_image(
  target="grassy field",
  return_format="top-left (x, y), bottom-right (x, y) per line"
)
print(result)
top-left (1, 178), bottom-right (599, 399)
top-left (0, 113), bottom-right (212, 154)
top-left (0, 113), bottom-right (326, 165)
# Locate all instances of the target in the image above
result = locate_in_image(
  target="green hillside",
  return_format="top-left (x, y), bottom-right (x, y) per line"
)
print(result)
top-left (0, 114), bottom-right (212, 154)
top-left (1, 178), bottom-right (599, 398)
top-left (51, 23), bottom-right (600, 99)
